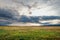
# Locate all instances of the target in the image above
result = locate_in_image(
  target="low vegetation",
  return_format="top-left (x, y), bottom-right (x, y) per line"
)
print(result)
top-left (0, 26), bottom-right (60, 40)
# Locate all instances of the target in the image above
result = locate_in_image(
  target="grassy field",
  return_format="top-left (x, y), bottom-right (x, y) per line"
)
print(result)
top-left (0, 26), bottom-right (60, 40)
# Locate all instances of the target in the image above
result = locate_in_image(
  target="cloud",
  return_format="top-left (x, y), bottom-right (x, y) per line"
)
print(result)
top-left (47, 0), bottom-right (60, 15)
top-left (0, 8), bottom-right (20, 20)
top-left (40, 19), bottom-right (60, 26)
top-left (0, 8), bottom-right (20, 26)
top-left (0, 0), bottom-right (60, 16)
top-left (18, 15), bottom-right (40, 23)
top-left (13, 0), bottom-right (60, 16)
top-left (40, 16), bottom-right (60, 20)
top-left (0, 19), bottom-right (12, 26)
top-left (0, 0), bottom-right (60, 26)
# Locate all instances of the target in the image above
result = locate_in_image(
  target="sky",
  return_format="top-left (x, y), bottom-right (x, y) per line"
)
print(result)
top-left (0, 0), bottom-right (60, 16)
top-left (0, 0), bottom-right (60, 26)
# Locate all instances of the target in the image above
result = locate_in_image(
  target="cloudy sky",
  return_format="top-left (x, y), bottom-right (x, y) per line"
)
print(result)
top-left (0, 0), bottom-right (60, 16)
top-left (0, 0), bottom-right (60, 26)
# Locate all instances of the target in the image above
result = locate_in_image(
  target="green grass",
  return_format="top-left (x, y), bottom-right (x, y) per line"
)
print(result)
top-left (0, 26), bottom-right (60, 40)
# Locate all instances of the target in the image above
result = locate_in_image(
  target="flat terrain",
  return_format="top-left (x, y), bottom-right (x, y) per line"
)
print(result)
top-left (0, 26), bottom-right (60, 40)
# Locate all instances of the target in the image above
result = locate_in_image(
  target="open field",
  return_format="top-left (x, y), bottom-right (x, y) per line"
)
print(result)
top-left (0, 26), bottom-right (60, 40)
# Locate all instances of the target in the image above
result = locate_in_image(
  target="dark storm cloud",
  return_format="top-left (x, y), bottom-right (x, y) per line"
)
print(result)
top-left (0, 8), bottom-right (20, 20)
top-left (40, 16), bottom-right (60, 20)
top-left (0, 19), bottom-right (11, 26)
top-left (0, 8), bottom-right (20, 26)
top-left (18, 15), bottom-right (40, 23)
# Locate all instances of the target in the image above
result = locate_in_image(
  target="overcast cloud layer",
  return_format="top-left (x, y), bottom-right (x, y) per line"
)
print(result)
top-left (0, 0), bottom-right (60, 26)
